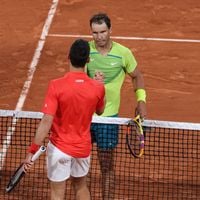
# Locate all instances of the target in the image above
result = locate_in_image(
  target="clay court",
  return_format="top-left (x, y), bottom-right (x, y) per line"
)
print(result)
top-left (0, 0), bottom-right (200, 199)
top-left (1, 0), bottom-right (200, 122)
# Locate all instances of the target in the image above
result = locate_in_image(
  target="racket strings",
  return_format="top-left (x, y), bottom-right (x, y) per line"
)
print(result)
top-left (127, 116), bottom-right (144, 158)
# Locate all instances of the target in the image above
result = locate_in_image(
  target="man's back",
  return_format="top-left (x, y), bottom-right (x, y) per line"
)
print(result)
top-left (42, 71), bottom-right (105, 157)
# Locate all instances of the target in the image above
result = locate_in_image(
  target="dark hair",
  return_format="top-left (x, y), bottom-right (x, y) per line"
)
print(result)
top-left (90, 13), bottom-right (111, 29)
top-left (69, 39), bottom-right (90, 68)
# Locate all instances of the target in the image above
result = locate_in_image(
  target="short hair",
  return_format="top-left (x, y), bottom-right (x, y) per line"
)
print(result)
top-left (69, 39), bottom-right (90, 68)
top-left (90, 13), bottom-right (111, 29)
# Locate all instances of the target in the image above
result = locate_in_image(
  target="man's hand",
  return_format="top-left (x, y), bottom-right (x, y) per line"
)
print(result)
top-left (135, 101), bottom-right (147, 120)
top-left (23, 153), bottom-right (34, 173)
top-left (94, 70), bottom-right (104, 84)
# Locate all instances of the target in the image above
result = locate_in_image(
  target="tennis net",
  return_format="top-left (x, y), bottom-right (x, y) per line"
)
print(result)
top-left (0, 109), bottom-right (200, 199)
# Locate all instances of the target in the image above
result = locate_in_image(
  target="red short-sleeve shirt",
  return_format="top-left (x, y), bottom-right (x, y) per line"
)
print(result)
top-left (42, 72), bottom-right (105, 158)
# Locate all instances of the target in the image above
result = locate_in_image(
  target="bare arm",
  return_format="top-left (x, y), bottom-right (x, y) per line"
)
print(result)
top-left (128, 67), bottom-right (145, 90)
top-left (128, 67), bottom-right (147, 119)
top-left (33, 114), bottom-right (53, 145)
top-left (93, 71), bottom-right (106, 115)
top-left (24, 114), bottom-right (53, 171)
top-left (96, 96), bottom-right (106, 115)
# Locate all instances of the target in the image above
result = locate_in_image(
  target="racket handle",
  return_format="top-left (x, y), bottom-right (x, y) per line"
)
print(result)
top-left (31, 146), bottom-right (46, 162)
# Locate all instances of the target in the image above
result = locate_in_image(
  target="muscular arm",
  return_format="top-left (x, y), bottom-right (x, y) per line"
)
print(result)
top-left (94, 71), bottom-right (106, 115)
top-left (33, 114), bottom-right (54, 145)
top-left (24, 114), bottom-right (53, 171)
top-left (128, 67), bottom-right (147, 119)
top-left (128, 67), bottom-right (145, 90)
top-left (96, 97), bottom-right (106, 115)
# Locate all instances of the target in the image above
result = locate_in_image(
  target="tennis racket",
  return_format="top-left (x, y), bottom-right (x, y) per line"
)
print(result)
top-left (6, 145), bottom-right (46, 193)
top-left (126, 115), bottom-right (144, 158)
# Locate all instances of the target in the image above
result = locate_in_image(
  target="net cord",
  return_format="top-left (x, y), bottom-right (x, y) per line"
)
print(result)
top-left (0, 109), bottom-right (200, 130)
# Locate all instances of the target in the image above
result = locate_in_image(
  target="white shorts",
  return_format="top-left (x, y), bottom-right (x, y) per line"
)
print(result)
top-left (46, 142), bottom-right (90, 182)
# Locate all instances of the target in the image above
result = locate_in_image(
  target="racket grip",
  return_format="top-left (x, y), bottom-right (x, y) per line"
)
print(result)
top-left (31, 146), bottom-right (46, 162)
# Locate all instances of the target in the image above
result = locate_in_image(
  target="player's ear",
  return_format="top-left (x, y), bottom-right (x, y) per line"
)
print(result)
top-left (109, 27), bottom-right (112, 34)
top-left (86, 57), bottom-right (90, 63)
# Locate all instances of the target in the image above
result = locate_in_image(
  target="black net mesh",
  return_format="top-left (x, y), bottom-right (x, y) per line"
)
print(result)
top-left (0, 110), bottom-right (200, 199)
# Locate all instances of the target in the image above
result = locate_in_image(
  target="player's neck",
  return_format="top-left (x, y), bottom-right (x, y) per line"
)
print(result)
top-left (96, 40), bottom-right (112, 56)
top-left (70, 65), bottom-right (85, 72)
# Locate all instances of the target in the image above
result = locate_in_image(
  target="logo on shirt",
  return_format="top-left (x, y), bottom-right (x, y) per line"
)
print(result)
top-left (110, 62), bottom-right (118, 66)
top-left (75, 79), bottom-right (84, 83)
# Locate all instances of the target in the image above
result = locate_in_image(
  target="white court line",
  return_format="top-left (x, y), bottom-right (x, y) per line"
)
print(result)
top-left (48, 33), bottom-right (200, 43)
top-left (0, 0), bottom-right (59, 170)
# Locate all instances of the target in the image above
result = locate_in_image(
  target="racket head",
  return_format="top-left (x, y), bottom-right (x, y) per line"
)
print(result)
top-left (5, 145), bottom-right (46, 193)
top-left (126, 115), bottom-right (144, 158)
top-left (6, 163), bottom-right (25, 193)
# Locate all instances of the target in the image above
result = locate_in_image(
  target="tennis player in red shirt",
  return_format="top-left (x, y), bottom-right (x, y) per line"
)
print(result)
top-left (24, 39), bottom-right (105, 200)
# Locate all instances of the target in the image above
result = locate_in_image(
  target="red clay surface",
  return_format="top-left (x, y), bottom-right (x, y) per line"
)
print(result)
top-left (0, 0), bottom-right (200, 123)
top-left (1, 1), bottom-right (200, 199)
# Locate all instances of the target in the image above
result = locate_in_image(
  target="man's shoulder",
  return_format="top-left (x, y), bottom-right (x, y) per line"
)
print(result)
top-left (89, 78), bottom-right (104, 87)
top-left (112, 41), bottom-right (131, 52)
top-left (89, 40), bottom-right (95, 49)
top-left (49, 74), bottom-right (69, 86)
top-left (112, 42), bottom-right (134, 58)
top-left (51, 76), bottom-right (65, 83)
top-left (89, 78), bottom-right (105, 92)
